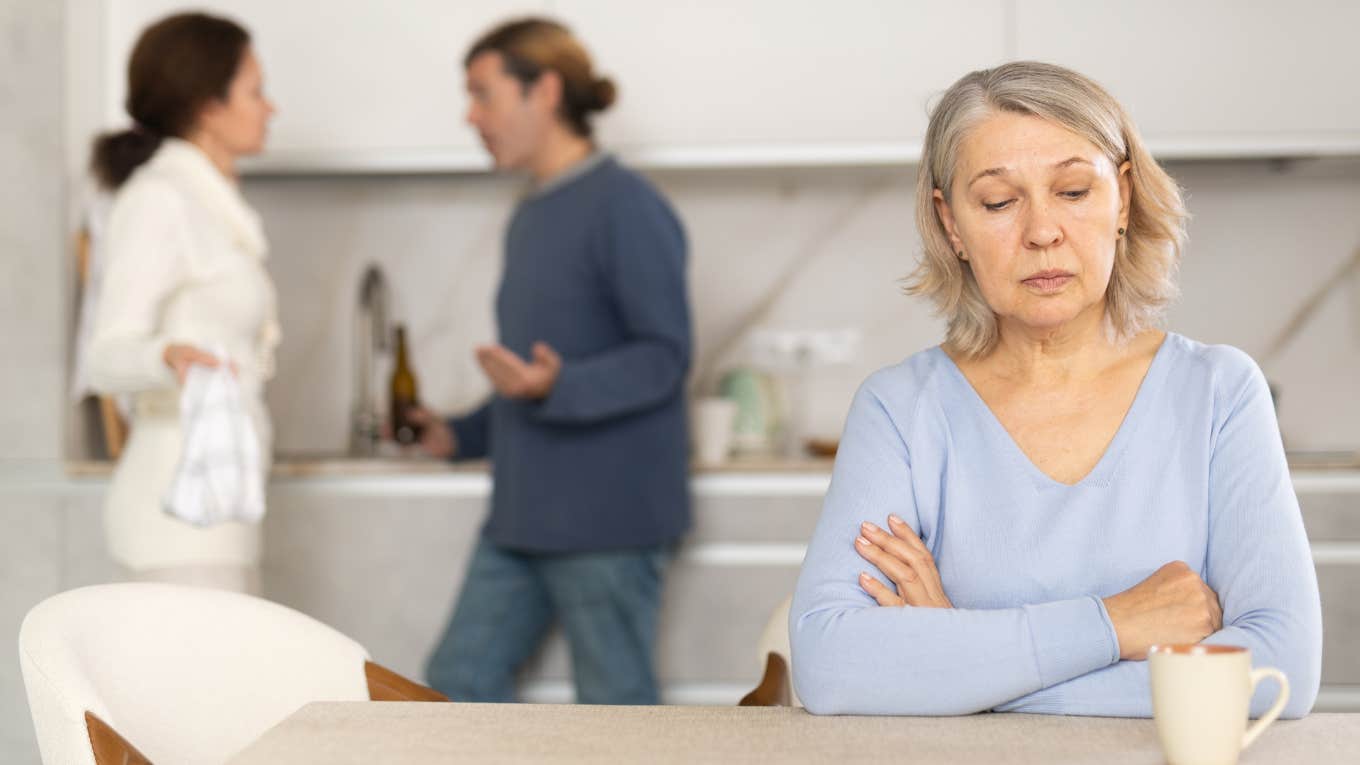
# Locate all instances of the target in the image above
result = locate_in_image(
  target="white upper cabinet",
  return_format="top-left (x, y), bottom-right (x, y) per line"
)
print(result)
top-left (96, 1), bottom-right (1360, 171)
top-left (555, 0), bottom-right (1009, 165)
top-left (1014, 0), bottom-right (1360, 157)
top-left (105, 0), bottom-right (542, 171)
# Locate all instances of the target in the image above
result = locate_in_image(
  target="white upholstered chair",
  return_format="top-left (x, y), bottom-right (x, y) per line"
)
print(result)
top-left (19, 583), bottom-right (444, 765)
top-left (739, 594), bottom-right (801, 707)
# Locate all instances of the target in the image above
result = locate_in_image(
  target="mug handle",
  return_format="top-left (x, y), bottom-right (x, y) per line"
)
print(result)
top-left (1241, 667), bottom-right (1291, 750)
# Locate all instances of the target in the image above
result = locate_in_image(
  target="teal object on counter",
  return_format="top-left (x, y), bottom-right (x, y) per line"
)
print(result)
top-left (718, 368), bottom-right (783, 454)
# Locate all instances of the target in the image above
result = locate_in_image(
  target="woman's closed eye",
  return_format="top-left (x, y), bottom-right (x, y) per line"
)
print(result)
top-left (981, 188), bottom-right (1088, 211)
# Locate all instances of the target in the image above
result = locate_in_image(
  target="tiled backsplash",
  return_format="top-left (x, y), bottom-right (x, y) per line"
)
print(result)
top-left (247, 159), bottom-right (1360, 455)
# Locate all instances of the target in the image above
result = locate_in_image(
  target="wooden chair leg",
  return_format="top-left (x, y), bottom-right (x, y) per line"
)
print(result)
top-left (365, 660), bottom-right (449, 702)
top-left (86, 711), bottom-right (153, 765)
top-left (738, 652), bottom-right (791, 707)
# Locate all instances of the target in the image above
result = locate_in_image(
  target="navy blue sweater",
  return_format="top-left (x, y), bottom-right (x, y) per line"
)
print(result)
top-left (448, 156), bottom-right (692, 552)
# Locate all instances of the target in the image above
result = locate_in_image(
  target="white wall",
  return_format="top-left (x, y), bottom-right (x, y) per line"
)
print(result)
top-left (1, 0), bottom-right (68, 464)
top-left (1168, 159), bottom-right (1360, 451)
top-left (1, 5), bottom-right (71, 764)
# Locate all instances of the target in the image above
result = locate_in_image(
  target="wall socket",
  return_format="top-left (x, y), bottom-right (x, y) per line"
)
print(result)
top-left (746, 328), bottom-right (862, 369)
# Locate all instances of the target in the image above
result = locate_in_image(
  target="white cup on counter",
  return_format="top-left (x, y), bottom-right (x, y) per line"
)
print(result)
top-left (692, 397), bottom-right (738, 465)
top-left (1149, 644), bottom-right (1290, 765)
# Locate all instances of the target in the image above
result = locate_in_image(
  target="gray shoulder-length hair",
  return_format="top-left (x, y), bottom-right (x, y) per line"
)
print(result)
top-left (907, 61), bottom-right (1188, 358)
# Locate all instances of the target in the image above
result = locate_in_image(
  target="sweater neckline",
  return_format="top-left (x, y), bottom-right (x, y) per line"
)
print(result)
top-left (931, 332), bottom-right (1176, 490)
top-left (146, 138), bottom-right (268, 259)
top-left (527, 151), bottom-right (612, 201)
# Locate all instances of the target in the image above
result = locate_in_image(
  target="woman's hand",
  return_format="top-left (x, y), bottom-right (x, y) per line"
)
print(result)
top-left (855, 514), bottom-right (952, 608)
top-left (1102, 561), bottom-right (1223, 660)
top-left (162, 343), bottom-right (223, 384)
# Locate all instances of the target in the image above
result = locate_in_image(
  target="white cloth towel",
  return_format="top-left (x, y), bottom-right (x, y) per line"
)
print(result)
top-left (162, 353), bottom-right (265, 527)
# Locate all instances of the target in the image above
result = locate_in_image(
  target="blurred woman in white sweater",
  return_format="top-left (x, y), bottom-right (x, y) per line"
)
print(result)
top-left (87, 12), bottom-right (279, 593)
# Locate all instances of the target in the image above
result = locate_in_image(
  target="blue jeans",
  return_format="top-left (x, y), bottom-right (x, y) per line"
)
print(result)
top-left (425, 539), bottom-right (670, 704)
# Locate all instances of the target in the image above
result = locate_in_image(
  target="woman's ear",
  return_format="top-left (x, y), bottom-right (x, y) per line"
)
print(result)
top-left (933, 188), bottom-right (966, 258)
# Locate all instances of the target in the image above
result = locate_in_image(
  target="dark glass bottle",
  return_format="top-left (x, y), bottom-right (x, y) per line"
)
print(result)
top-left (389, 324), bottom-right (423, 445)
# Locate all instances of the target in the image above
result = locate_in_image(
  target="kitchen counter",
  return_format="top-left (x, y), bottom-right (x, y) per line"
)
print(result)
top-left (36, 453), bottom-right (1360, 500)
top-left (61, 456), bottom-right (493, 479)
top-left (53, 455), bottom-right (841, 498)
top-left (60, 455), bottom-right (841, 479)
top-left (57, 451), bottom-right (1360, 479)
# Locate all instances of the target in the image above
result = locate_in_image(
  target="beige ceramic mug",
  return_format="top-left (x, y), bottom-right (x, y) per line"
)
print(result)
top-left (691, 397), bottom-right (738, 464)
top-left (1149, 644), bottom-right (1290, 765)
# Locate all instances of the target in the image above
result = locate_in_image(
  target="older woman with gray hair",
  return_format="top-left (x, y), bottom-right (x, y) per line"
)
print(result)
top-left (790, 61), bottom-right (1321, 717)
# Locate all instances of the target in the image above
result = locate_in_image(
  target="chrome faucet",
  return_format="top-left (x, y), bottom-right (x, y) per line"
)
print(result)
top-left (350, 264), bottom-right (390, 456)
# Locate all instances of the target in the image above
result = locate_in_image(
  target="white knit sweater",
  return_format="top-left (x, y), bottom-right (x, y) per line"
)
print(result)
top-left (88, 138), bottom-right (280, 569)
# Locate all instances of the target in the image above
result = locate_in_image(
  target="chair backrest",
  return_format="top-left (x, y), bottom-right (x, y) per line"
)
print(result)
top-left (738, 595), bottom-right (801, 707)
top-left (74, 227), bottom-right (128, 459)
top-left (19, 583), bottom-right (375, 765)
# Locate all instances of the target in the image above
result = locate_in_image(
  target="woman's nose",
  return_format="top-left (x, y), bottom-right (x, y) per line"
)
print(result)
top-left (1022, 199), bottom-right (1063, 250)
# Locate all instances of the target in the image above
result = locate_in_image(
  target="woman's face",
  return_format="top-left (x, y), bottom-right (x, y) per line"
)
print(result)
top-left (198, 47), bottom-right (275, 157)
top-left (934, 111), bottom-right (1131, 337)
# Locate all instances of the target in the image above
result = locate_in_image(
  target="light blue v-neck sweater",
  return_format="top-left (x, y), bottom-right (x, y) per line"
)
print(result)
top-left (790, 333), bottom-right (1321, 718)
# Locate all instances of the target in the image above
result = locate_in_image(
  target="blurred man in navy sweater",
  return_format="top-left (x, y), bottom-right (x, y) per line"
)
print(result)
top-left (411, 18), bottom-right (691, 705)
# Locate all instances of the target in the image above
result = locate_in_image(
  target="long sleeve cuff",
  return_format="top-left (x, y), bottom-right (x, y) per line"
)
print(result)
top-left (447, 415), bottom-right (487, 462)
top-left (1024, 595), bottom-right (1121, 688)
top-left (87, 334), bottom-right (178, 394)
top-left (530, 343), bottom-right (686, 427)
top-left (141, 337), bottom-right (175, 387)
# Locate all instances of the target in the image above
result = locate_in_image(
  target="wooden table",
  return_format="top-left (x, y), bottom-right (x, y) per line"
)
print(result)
top-left (227, 703), bottom-right (1360, 764)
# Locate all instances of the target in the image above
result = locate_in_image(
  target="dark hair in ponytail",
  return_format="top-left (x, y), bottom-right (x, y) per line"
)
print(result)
top-left (91, 12), bottom-right (250, 189)
top-left (91, 129), bottom-right (161, 190)
top-left (464, 18), bottom-right (616, 139)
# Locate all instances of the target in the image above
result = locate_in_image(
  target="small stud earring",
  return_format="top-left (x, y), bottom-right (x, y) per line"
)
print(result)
top-left (1117, 227), bottom-right (1126, 236)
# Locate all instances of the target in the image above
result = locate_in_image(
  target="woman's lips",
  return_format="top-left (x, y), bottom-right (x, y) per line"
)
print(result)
top-left (1022, 270), bottom-right (1074, 293)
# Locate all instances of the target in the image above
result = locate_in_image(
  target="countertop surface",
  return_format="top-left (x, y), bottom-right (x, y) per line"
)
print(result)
top-left (56, 450), bottom-right (1360, 479)
top-left (1, 452), bottom-right (1352, 497)
top-left (227, 702), bottom-right (1360, 765)
top-left (60, 454), bottom-right (843, 479)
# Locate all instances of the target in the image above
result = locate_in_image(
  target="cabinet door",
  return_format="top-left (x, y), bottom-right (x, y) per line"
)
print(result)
top-left (105, 0), bottom-right (542, 169)
top-left (1015, 0), bottom-right (1360, 156)
top-left (553, 1), bottom-right (1008, 157)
